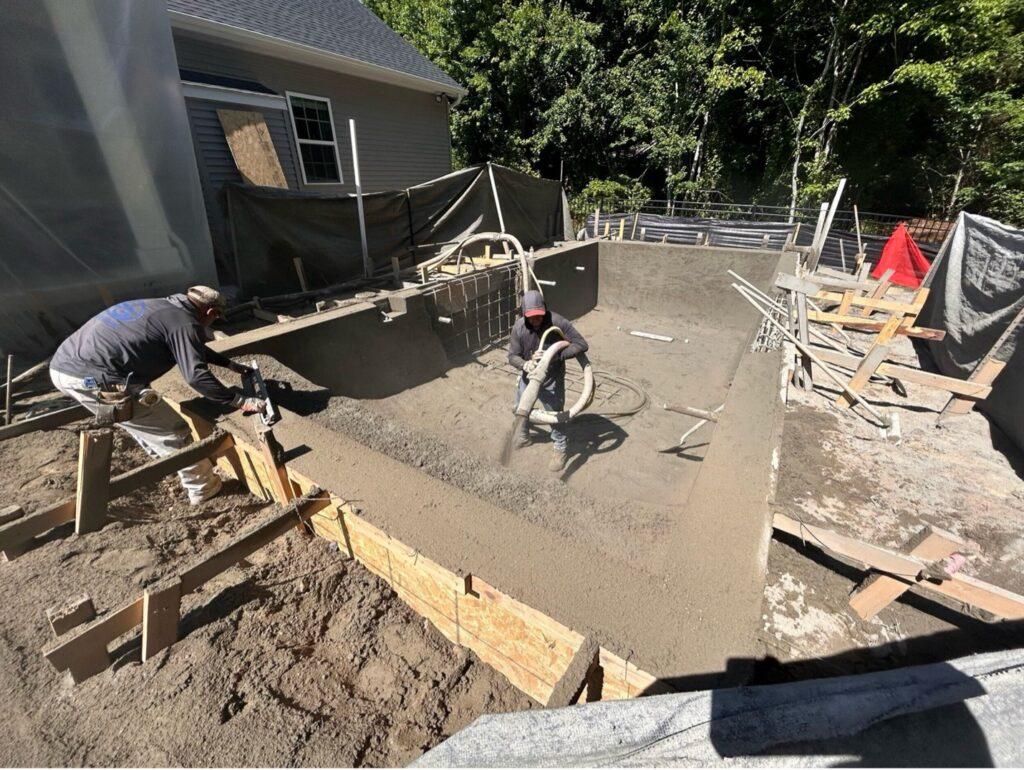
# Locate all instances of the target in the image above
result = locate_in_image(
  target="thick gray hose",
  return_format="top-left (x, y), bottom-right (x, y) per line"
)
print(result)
top-left (513, 329), bottom-right (595, 425)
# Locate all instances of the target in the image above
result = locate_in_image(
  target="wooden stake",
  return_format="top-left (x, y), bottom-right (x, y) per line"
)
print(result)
top-left (937, 304), bottom-right (1024, 420)
top-left (4, 355), bottom-right (12, 426)
top-left (796, 293), bottom-right (813, 390)
top-left (545, 637), bottom-right (600, 708)
top-left (630, 214), bottom-right (639, 240)
top-left (850, 525), bottom-right (965, 619)
top-left (853, 204), bottom-right (863, 254)
top-left (292, 257), bottom-right (309, 292)
top-left (142, 578), bottom-right (182, 661)
top-left (75, 429), bottom-right (113, 535)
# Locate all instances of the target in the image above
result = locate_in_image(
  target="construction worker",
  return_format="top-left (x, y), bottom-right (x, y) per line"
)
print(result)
top-left (508, 289), bottom-right (589, 472)
top-left (49, 286), bottom-right (265, 504)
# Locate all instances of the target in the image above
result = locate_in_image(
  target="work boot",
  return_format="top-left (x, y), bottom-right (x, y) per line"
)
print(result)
top-left (548, 449), bottom-right (567, 473)
top-left (513, 432), bottom-right (531, 449)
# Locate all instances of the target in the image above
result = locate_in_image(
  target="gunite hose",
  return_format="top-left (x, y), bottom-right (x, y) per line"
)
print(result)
top-left (514, 327), bottom-right (595, 425)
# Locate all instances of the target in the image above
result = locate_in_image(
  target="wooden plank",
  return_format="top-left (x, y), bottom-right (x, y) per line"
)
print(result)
top-left (108, 430), bottom-right (234, 498)
top-left (141, 578), bottom-right (182, 662)
top-left (75, 429), bottom-right (113, 535)
top-left (178, 490), bottom-right (329, 594)
top-left (815, 291), bottom-right (921, 315)
top-left (216, 110), bottom-right (288, 188)
top-left (0, 431), bottom-right (235, 558)
top-left (46, 594), bottom-right (96, 637)
top-left (546, 637), bottom-right (600, 707)
top-left (796, 293), bottom-right (813, 389)
top-left (42, 598), bottom-right (143, 683)
top-left (837, 290), bottom-right (855, 316)
top-left (811, 348), bottom-right (993, 398)
top-left (835, 314), bottom-right (902, 408)
top-left (0, 505), bottom-right (23, 526)
top-left (850, 526), bottom-right (965, 619)
top-left (0, 404), bottom-right (89, 442)
top-left (807, 311), bottom-right (946, 340)
top-left (857, 269), bottom-right (895, 317)
top-left (773, 513), bottom-right (1024, 620)
top-left (941, 360), bottom-right (1006, 416)
top-left (937, 305), bottom-right (1023, 419)
top-left (835, 344), bottom-right (891, 409)
top-left (4, 354), bottom-right (12, 425)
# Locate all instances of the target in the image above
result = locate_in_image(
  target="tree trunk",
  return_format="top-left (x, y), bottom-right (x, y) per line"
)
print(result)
top-left (788, 105), bottom-right (809, 222)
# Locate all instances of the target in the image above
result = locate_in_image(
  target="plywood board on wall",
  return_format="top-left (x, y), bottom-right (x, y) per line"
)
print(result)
top-left (217, 109), bottom-right (289, 189)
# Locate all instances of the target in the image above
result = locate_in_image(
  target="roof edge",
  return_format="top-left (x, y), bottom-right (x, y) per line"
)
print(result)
top-left (168, 10), bottom-right (468, 98)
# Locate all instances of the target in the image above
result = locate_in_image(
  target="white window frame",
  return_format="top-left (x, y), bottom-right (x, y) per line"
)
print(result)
top-left (285, 91), bottom-right (344, 185)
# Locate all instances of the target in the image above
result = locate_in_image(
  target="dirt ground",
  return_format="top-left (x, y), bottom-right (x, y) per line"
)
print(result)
top-left (762, 325), bottom-right (1024, 679)
top-left (0, 406), bottom-right (532, 767)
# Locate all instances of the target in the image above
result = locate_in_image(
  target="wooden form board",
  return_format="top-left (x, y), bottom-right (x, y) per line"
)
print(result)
top-left (0, 430), bottom-right (235, 559)
top-left (0, 404), bottom-right (89, 443)
top-left (217, 110), bottom-right (289, 189)
top-left (811, 347), bottom-right (993, 398)
top-left (168, 404), bottom-right (661, 705)
top-left (806, 311), bottom-right (946, 340)
top-left (773, 513), bottom-right (1024, 620)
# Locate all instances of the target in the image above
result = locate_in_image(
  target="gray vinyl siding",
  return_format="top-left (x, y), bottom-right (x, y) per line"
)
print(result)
top-left (173, 32), bottom-right (453, 194)
top-left (183, 95), bottom-right (299, 272)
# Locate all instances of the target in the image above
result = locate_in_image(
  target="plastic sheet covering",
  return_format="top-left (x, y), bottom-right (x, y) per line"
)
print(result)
top-left (0, 1), bottom-right (216, 364)
top-left (415, 649), bottom-right (1024, 767)
top-left (918, 212), bottom-right (1024, 449)
top-left (224, 163), bottom-right (571, 298)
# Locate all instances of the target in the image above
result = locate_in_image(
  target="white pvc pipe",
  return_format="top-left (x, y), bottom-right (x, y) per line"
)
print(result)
top-left (349, 119), bottom-right (371, 278)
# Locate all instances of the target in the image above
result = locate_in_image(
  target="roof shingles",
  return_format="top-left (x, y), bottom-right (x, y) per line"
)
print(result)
top-left (166, 0), bottom-right (463, 92)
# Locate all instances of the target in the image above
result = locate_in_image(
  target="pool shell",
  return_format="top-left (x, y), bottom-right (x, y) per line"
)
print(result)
top-left (163, 240), bottom-right (792, 687)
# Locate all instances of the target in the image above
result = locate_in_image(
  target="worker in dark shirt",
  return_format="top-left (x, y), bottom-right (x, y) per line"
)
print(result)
top-left (49, 286), bottom-right (264, 504)
top-left (508, 290), bottom-right (589, 472)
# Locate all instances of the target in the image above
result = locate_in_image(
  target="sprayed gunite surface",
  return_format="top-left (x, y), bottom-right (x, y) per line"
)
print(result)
top-left (167, 242), bottom-right (790, 683)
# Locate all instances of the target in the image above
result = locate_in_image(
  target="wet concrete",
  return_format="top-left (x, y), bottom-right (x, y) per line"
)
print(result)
top-left (168, 241), bottom-right (791, 685)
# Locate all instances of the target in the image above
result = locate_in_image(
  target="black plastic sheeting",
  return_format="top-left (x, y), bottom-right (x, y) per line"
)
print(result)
top-left (225, 163), bottom-right (571, 298)
top-left (586, 213), bottom-right (940, 274)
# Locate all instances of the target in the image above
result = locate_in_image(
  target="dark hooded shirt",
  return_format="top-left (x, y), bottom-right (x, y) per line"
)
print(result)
top-left (507, 290), bottom-right (589, 386)
top-left (50, 294), bottom-right (238, 405)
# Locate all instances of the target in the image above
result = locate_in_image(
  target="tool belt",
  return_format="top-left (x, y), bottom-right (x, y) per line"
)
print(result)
top-left (94, 388), bottom-right (134, 426)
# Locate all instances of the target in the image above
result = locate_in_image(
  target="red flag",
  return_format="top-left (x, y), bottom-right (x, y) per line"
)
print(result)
top-left (871, 222), bottom-right (931, 287)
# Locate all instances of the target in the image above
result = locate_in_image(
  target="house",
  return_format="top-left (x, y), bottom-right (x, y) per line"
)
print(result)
top-left (165, 0), bottom-right (467, 278)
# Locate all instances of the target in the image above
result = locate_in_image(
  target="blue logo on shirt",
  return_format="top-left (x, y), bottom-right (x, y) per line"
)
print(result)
top-left (101, 300), bottom-right (147, 328)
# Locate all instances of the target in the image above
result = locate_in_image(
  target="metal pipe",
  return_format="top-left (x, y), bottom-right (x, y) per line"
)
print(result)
top-left (349, 119), bottom-right (371, 278)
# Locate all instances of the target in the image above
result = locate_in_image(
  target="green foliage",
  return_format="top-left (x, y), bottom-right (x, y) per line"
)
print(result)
top-left (366, 0), bottom-right (1024, 224)
top-left (573, 176), bottom-right (652, 219)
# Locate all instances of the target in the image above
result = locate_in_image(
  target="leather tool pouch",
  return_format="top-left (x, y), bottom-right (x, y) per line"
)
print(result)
top-left (95, 389), bottom-right (134, 426)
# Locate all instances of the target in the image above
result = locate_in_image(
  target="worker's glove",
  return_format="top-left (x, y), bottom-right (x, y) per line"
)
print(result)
top-left (531, 347), bottom-right (545, 363)
top-left (522, 359), bottom-right (537, 376)
top-left (230, 362), bottom-right (255, 377)
top-left (240, 397), bottom-right (266, 415)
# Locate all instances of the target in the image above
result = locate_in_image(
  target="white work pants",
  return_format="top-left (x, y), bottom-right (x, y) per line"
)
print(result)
top-left (49, 369), bottom-right (221, 504)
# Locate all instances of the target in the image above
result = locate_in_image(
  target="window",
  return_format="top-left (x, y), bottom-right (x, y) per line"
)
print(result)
top-left (286, 92), bottom-right (343, 184)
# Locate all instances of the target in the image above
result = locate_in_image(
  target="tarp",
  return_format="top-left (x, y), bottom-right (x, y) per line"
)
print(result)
top-left (416, 649), bottom-right (1024, 767)
top-left (872, 222), bottom-right (931, 287)
top-left (0, 0), bottom-right (216, 363)
top-left (918, 212), bottom-right (1024, 449)
top-left (225, 163), bottom-right (571, 298)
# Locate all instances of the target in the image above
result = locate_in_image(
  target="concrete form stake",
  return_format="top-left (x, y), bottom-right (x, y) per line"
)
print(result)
top-left (349, 119), bottom-right (372, 278)
top-left (4, 354), bottom-right (11, 426)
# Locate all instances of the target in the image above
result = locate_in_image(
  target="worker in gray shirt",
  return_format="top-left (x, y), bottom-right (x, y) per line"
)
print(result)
top-left (508, 290), bottom-right (588, 471)
top-left (50, 286), bottom-right (264, 504)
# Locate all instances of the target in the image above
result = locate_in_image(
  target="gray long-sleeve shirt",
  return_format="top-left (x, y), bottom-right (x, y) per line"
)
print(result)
top-left (50, 294), bottom-right (239, 406)
top-left (507, 311), bottom-right (588, 387)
